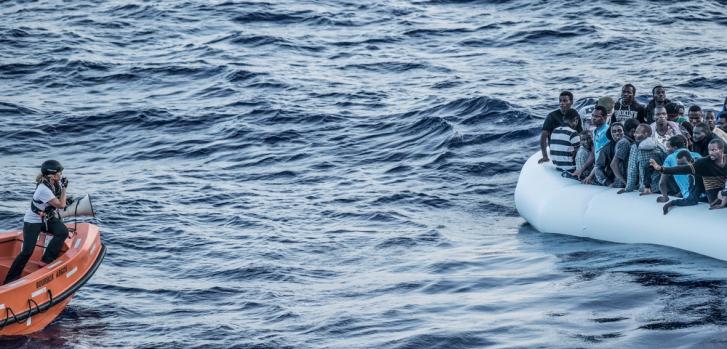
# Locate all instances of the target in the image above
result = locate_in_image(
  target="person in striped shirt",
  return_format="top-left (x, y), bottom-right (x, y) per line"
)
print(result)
top-left (549, 113), bottom-right (581, 172)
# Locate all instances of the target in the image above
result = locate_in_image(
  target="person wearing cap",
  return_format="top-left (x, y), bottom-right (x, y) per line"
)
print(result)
top-left (597, 96), bottom-right (615, 121)
top-left (650, 105), bottom-right (682, 150)
top-left (539, 91), bottom-right (583, 164)
top-left (611, 84), bottom-right (646, 124)
top-left (644, 85), bottom-right (671, 124)
top-left (3, 160), bottom-right (70, 285)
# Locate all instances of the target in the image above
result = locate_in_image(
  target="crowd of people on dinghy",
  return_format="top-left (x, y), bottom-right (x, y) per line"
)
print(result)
top-left (538, 85), bottom-right (727, 215)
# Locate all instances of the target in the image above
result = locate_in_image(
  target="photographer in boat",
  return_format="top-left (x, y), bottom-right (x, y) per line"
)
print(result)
top-left (3, 160), bottom-right (70, 285)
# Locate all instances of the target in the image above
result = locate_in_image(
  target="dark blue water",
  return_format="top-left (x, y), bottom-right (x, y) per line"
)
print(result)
top-left (1, 1), bottom-right (727, 348)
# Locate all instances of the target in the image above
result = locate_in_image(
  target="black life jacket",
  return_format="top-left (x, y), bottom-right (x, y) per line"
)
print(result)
top-left (30, 180), bottom-right (62, 217)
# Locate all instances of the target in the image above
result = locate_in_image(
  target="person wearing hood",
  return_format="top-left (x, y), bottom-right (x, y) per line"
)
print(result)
top-left (644, 85), bottom-right (671, 124)
top-left (650, 105), bottom-right (682, 150)
top-left (611, 84), bottom-right (646, 124)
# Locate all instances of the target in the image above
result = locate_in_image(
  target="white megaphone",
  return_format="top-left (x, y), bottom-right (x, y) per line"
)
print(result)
top-left (60, 194), bottom-right (95, 218)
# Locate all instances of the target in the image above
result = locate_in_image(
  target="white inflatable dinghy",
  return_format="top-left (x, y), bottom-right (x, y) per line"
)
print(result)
top-left (515, 152), bottom-right (727, 261)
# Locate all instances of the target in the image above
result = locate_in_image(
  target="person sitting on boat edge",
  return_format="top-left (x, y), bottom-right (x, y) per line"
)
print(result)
top-left (592, 122), bottom-right (624, 186)
top-left (652, 138), bottom-right (727, 205)
top-left (655, 151), bottom-right (699, 214)
top-left (651, 105), bottom-right (682, 151)
top-left (618, 124), bottom-right (665, 195)
top-left (572, 130), bottom-right (594, 180)
top-left (578, 106), bottom-right (609, 184)
top-left (611, 84), bottom-right (646, 124)
top-left (592, 105), bottom-right (610, 160)
top-left (539, 91), bottom-right (583, 164)
top-left (610, 118), bottom-right (640, 188)
top-left (655, 135), bottom-right (698, 203)
top-left (644, 85), bottom-right (671, 124)
top-left (549, 112), bottom-right (581, 174)
top-left (3, 160), bottom-right (70, 285)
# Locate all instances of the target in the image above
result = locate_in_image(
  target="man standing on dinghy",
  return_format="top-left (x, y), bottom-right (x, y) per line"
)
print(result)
top-left (611, 84), bottom-right (646, 124)
top-left (3, 160), bottom-right (70, 285)
top-left (644, 85), bottom-right (671, 124)
top-left (539, 91), bottom-right (582, 164)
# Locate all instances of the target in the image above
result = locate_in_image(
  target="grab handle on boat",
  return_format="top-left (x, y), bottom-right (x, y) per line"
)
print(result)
top-left (27, 299), bottom-right (41, 315)
top-left (0, 307), bottom-right (18, 329)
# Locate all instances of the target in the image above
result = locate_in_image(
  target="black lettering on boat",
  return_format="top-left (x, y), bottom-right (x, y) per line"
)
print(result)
top-left (36, 274), bottom-right (54, 288)
top-left (56, 266), bottom-right (67, 278)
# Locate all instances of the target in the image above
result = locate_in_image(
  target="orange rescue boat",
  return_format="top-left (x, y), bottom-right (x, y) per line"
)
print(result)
top-left (0, 223), bottom-right (105, 335)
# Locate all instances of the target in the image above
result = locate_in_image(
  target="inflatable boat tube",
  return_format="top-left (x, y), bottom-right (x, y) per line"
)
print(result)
top-left (515, 152), bottom-right (727, 261)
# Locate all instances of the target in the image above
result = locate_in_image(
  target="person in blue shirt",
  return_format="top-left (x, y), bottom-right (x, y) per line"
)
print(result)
top-left (655, 135), bottom-right (700, 203)
top-left (592, 105), bottom-right (610, 161)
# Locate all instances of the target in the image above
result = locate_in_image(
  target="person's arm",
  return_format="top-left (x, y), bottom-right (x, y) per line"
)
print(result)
top-left (619, 147), bottom-right (638, 193)
top-left (48, 186), bottom-right (67, 209)
top-left (539, 130), bottom-right (550, 163)
top-left (611, 156), bottom-right (625, 184)
top-left (650, 160), bottom-right (694, 175)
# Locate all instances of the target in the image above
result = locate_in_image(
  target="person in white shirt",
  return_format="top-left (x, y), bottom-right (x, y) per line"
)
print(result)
top-left (4, 160), bottom-right (70, 284)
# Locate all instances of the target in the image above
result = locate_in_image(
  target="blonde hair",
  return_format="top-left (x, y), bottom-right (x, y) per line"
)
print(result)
top-left (35, 173), bottom-right (52, 185)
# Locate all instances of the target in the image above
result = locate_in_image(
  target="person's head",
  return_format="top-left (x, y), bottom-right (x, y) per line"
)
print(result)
top-left (676, 102), bottom-right (685, 118)
top-left (652, 85), bottom-right (667, 103)
top-left (665, 103), bottom-right (680, 122)
top-left (693, 122), bottom-right (711, 142)
top-left (688, 105), bottom-right (703, 126)
top-left (579, 130), bottom-right (593, 150)
top-left (654, 106), bottom-right (668, 126)
top-left (621, 84), bottom-right (636, 104)
top-left (592, 105), bottom-right (607, 126)
top-left (667, 135), bottom-right (687, 154)
top-left (634, 124), bottom-right (652, 142)
top-left (623, 118), bottom-right (640, 138)
top-left (719, 115), bottom-right (727, 132)
top-left (559, 91), bottom-right (574, 113)
top-left (38, 159), bottom-right (63, 184)
top-left (609, 122), bottom-right (624, 143)
top-left (708, 138), bottom-right (725, 161)
top-left (564, 112), bottom-right (579, 129)
top-left (705, 110), bottom-right (716, 130)
top-left (676, 149), bottom-right (695, 165)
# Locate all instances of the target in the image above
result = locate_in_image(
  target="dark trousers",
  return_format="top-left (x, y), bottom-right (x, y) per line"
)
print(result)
top-left (671, 175), bottom-right (710, 207)
top-left (3, 218), bottom-right (69, 284)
